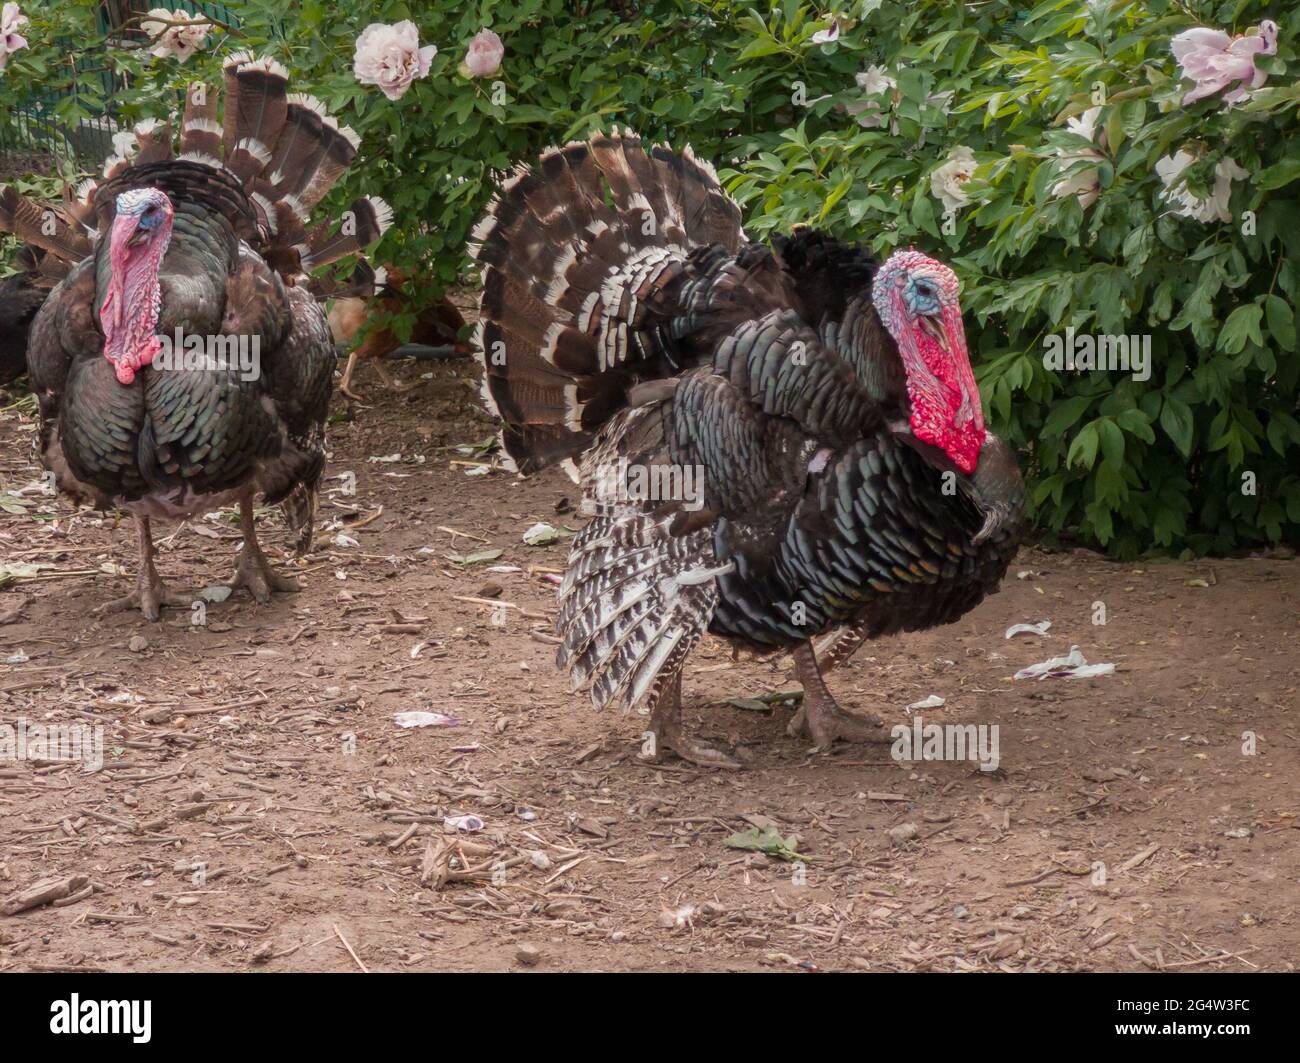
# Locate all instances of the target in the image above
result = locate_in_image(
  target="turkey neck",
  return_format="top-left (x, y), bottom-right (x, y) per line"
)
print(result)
top-left (96, 199), bottom-right (237, 341)
top-left (820, 292), bottom-right (908, 408)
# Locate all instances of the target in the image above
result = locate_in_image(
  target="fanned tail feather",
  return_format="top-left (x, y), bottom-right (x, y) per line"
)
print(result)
top-left (469, 128), bottom-right (746, 474)
top-left (0, 55), bottom-right (382, 288)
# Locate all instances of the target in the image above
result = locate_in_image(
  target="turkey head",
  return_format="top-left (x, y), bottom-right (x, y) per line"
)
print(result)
top-left (100, 188), bottom-right (174, 385)
top-left (871, 249), bottom-right (985, 474)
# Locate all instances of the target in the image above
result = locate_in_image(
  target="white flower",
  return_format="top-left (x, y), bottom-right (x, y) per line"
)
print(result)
top-left (930, 145), bottom-right (977, 213)
top-left (0, 2), bottom-right (30, 72)
top-left (1051, 106), bottom-right (1107, 209)
top-left (139, 8), bottom-right (210, 63)
top-left (463, 28), bottom-right (504, 78)
top-left (811, 20), bottom-right (840, 45)
top-left (1155, 150), bottom-right (1248, 223)
top-left (847, 65), bottom-right (896, 129)
top-left (354, 21), bottom-right (436, 101)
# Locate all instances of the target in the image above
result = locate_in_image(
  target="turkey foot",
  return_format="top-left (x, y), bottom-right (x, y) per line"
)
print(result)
top-left (230, 493), bottom-right (300, 603)
top-left (97, 516), bottom-right (194, 621)
top-left (789, 640), bottom-right (889, 748)
top-left (645, 674), bottom-right (740, 769)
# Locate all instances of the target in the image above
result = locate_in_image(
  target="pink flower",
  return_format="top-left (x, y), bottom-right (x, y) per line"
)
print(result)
top-left (0, 2), bottom-right (30, 72)
top-left (354, 21), bottom-right (436, 101)
top-left (1171, 20), bottom-right (1278, 107)
top-left (463, 28), bottom-right (504, 78)
top-left (139, 8), bottom-right (210, 63)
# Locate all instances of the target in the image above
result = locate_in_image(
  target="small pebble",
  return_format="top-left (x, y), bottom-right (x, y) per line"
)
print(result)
top-left (128, 635), bottom-right (149, 653)
top-left (515, 943), bottom-right (541, 967)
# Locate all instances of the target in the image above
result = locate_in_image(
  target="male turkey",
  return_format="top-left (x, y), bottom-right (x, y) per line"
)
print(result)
top-left (0, 53), bottom-right (391, 618)
top-left (471, 130), bottom-right (1025, 766)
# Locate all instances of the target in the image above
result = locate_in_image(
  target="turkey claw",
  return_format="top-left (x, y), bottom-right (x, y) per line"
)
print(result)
top-left (790, 700), bottom-right (888, 749)
top-left (230, 551), bottom-right (300, 604)
top-left (651, 731), bottom-right (741, 770)
top-left (97, 579), bottom-right (195, 622)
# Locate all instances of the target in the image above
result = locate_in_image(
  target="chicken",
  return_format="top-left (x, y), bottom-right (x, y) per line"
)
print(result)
top-left (327, 266), bottom-right (470, 401)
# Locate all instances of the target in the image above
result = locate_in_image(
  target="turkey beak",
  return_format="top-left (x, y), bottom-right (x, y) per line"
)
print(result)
top-left (918, 313), bottom-right (950, 353)
top-left (126, 225), bottom-right (150, 248)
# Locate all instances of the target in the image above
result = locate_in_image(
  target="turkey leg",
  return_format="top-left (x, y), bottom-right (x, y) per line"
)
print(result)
top-left (788, 640), bottom-right (888, 747)
top-left (230, 489), bottom-right (301, 603)
top-left (646, 672), bottom-right (740, 769)
top-left (98, 515), bottom-right (195, 621)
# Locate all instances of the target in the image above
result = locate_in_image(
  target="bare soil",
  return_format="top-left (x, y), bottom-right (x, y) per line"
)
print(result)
top-left (0, 358), bottom-right (1296, 973)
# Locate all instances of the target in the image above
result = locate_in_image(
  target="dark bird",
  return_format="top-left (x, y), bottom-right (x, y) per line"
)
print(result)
top-left (471, 130), bottom-right (1025, 767)
top-left (0, 237), bottom-right (76, 385)
top-left (0, 53), bottom-right (390, 618)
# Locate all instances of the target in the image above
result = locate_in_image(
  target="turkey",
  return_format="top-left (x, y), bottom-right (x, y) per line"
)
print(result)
top-left (471, 130), bottom-right (1025, 767)
top-left (0, 53), bottom-right (391, 618)
top-left (0, 243), bottom-right (67, 385)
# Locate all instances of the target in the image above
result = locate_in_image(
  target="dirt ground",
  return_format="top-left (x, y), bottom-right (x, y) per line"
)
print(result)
top-left (0, 356), bottom-right (1296, 973)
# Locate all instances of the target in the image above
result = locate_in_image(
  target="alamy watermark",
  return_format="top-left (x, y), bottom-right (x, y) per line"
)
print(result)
top-left (0, 718), bottom-right (104, 771)
top-left (153, 328), bottom-right (261, 382)
top-left (890, 715), bottom-right (1000, 772)
top-left (1043, 327), bottom-right (1150, 382)
top-left (589, 458), bottom-right (706, 511)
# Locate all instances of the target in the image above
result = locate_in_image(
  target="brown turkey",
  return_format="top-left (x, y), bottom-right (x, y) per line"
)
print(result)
top-left (0, 53), bottom-right (391, 618)
top-left (471, 130), bottom-right (1025, 767)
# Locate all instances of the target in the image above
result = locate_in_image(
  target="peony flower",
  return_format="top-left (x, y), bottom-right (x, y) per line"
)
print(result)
top-left (1051, 106), bottom-right (1107, 208)
top-left (462, 28), bottom-right (504, 78)
top-left (846, 64), bottom-right (951, 137)
top-left (139, 8), bottom-right (210, 63)
top-left (354, 21), bottom-right (436, 101)
top-left (0, 2), bottom-right (29, 72)
top-left (930, 145), bottom-right (977, 213)
top-left (1155, 151), bottom-right (1249, 223)
top-left (1171, 20), bottom-right (1278, 107)
top-left (846, 65), bottom-right (896, 129)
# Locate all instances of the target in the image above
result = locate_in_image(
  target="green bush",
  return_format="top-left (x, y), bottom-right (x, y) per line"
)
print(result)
top-left (2, 0), bottom-right (1298, 557)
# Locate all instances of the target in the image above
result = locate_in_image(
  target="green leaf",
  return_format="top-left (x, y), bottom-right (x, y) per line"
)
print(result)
top-left (1067, 422), bottom-right (1100, 470)
top-left (1258, 158), bottom-right (1300, 192)
top-left (1159, 396), bottom-right (1195, 457)
top-left (724, 826), bottom-right (808, 862)
top-left (1042, 394), bottom-right (1093, 438)
top-left (1218, 304), bottom-right (1264, 355)
top-left (1097, 418), bottom-right (1125, 469)
top-left (1264, 294), bottom-right (1296, 352)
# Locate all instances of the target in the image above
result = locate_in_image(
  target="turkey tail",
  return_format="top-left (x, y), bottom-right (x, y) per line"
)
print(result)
top-left (0, 188), bottom-right (93, 266)
top-left (303, 196), bottom-right (392, 271)
top-left (221, 53), bottom-right (289, 181)
top-left (180, 81), bottom-right (222, 157)
top-left (469, 128), bottom-right (745, 474)
top-left (6, 55), bottom-right (380, 286)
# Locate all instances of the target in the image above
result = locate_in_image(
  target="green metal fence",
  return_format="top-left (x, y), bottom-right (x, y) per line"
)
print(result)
top-left (0, 2), bottom-right (240, 168)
